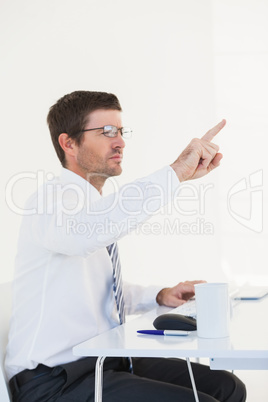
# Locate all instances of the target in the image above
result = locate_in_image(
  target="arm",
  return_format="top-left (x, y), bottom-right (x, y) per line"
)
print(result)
top-left (123, 282), bottom-right (163, 314)
top-left (31, 166), bottom-right (180, 257)
top-left (31, 120), bottom-right (225, 257)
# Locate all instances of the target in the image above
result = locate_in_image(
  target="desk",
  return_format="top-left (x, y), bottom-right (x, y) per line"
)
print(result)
top-left (73, 297), bottom-right (268, 401)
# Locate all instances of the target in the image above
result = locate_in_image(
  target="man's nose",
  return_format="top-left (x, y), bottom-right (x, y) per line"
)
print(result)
top-left (113, 133), bottom-right (125, 149)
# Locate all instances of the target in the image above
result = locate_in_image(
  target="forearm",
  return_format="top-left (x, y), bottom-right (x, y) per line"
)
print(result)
top-left (31, 166), bottom-right (180, 257)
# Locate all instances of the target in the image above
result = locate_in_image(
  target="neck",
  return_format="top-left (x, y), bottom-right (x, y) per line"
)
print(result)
top-left (85, 173), bottom-right (106, 193)
top-left (65, 164), bottom-right (107, 193)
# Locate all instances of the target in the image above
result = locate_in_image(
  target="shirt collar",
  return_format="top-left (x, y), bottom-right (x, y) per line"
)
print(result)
top-left (60, 168), bottom-right (101, 202)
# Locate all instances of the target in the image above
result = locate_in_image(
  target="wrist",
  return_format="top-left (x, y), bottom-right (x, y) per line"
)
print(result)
top-left (156, 287), bottom-right (170, 305)
top-left (170, 163), bottom-right (185, 182)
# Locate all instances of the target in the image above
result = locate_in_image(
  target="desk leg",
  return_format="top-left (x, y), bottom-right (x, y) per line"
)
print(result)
top-left (95, 356), bottom-right (106, 402)
top-left (186, 357), bottom-right (200, 402)
top-left (94, 356), bottom-right (199, 402)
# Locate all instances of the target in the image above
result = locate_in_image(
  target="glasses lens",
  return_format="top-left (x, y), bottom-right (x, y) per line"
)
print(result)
top-left (121, 128), bottom-right (132, 139)
top-left (103, 126), bottom-right (117, 137)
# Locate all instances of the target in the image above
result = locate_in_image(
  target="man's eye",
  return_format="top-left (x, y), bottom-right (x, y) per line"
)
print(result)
top-left (103, 130), bottom-right (112, 135)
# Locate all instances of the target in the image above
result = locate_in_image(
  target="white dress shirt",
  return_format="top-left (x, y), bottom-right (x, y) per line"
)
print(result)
top-left (5, 166), bottom-right (180, 380)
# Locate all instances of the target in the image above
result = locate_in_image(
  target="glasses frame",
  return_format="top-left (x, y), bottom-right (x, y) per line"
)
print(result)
top-left (79, 125), bottom-right (132, 138)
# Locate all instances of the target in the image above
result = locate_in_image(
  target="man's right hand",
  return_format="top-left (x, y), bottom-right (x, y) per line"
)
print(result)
top-left (170, 119), bottom-right (226, 182)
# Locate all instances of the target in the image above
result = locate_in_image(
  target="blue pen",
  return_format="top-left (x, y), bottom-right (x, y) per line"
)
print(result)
top-left (137, 330), bottom-right (190, 336)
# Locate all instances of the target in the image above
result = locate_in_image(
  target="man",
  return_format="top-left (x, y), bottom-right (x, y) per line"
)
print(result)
top-left (5, 91), bottom-right (246, 401)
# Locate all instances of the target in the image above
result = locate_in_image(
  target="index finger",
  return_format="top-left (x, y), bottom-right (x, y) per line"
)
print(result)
top-left (201, 119), bottom-right (226, 142)
top-left (185, 280), bottom-right (206, 286)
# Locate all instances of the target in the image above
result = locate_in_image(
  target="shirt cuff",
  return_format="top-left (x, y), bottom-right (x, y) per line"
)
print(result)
top-left (123, 282), bottom-right (163, 315)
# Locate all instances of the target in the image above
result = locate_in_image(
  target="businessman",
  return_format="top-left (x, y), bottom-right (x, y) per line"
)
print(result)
top-left (5, 91), bottom-right (246, 401)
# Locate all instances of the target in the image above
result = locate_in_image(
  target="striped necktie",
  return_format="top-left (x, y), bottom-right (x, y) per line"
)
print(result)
top-left (107, 242), bottom-right (133, 373)
top-left (107, 242), bottom-right (125, 325)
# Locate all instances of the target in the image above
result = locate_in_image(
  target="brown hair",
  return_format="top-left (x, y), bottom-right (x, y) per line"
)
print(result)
top-left (47, 90), bottom-right (122, 166)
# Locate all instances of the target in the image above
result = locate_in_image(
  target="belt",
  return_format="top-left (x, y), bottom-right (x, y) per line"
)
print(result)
top-left (9, 364), bottom-right (52, 395)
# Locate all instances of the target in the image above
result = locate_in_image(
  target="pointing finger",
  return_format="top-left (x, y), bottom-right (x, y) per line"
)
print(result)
top-left (201, 119), bottom-right (226, 142)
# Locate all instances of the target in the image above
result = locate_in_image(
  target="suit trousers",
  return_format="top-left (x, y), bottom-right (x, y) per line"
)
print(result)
top-left (10, 356), bottom-right (246, 402)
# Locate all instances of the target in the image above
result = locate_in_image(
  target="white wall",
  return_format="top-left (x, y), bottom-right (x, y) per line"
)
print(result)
top-left (212, 0), bottom-right (268, 286)
top-left (1, 0), bottom-right (267, 289)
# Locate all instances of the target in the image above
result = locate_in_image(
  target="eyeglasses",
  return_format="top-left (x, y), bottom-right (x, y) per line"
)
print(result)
top-left (80, 125), bottom-right (132, 139)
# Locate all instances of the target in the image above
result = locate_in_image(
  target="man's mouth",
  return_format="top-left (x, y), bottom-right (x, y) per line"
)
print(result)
top-left (110, 153), bottom-right (123, 161)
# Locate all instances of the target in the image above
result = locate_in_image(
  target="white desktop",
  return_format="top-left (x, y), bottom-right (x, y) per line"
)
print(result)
top-left (73, 293), bottom-right (268, 401)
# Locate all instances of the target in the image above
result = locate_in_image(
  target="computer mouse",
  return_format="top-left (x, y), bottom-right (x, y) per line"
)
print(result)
top-left (153, 313), bottom-right (197, 331)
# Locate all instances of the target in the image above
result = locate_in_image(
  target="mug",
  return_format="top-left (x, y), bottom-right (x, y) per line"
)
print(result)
top-left (194, 282), bottom-right (230, 338)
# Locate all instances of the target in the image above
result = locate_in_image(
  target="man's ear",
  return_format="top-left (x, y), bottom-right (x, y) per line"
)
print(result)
top-left (58, 133), bottom-right (76, 157)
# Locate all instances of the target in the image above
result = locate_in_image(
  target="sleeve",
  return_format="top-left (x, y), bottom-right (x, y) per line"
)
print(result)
top-left (123, 282), bottom-right (163, 315)
top-left (30, 166), bottom-right (180, 257)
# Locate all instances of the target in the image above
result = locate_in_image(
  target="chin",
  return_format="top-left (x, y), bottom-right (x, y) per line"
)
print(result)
top-left (112, 169), bottom-right (122, 177)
